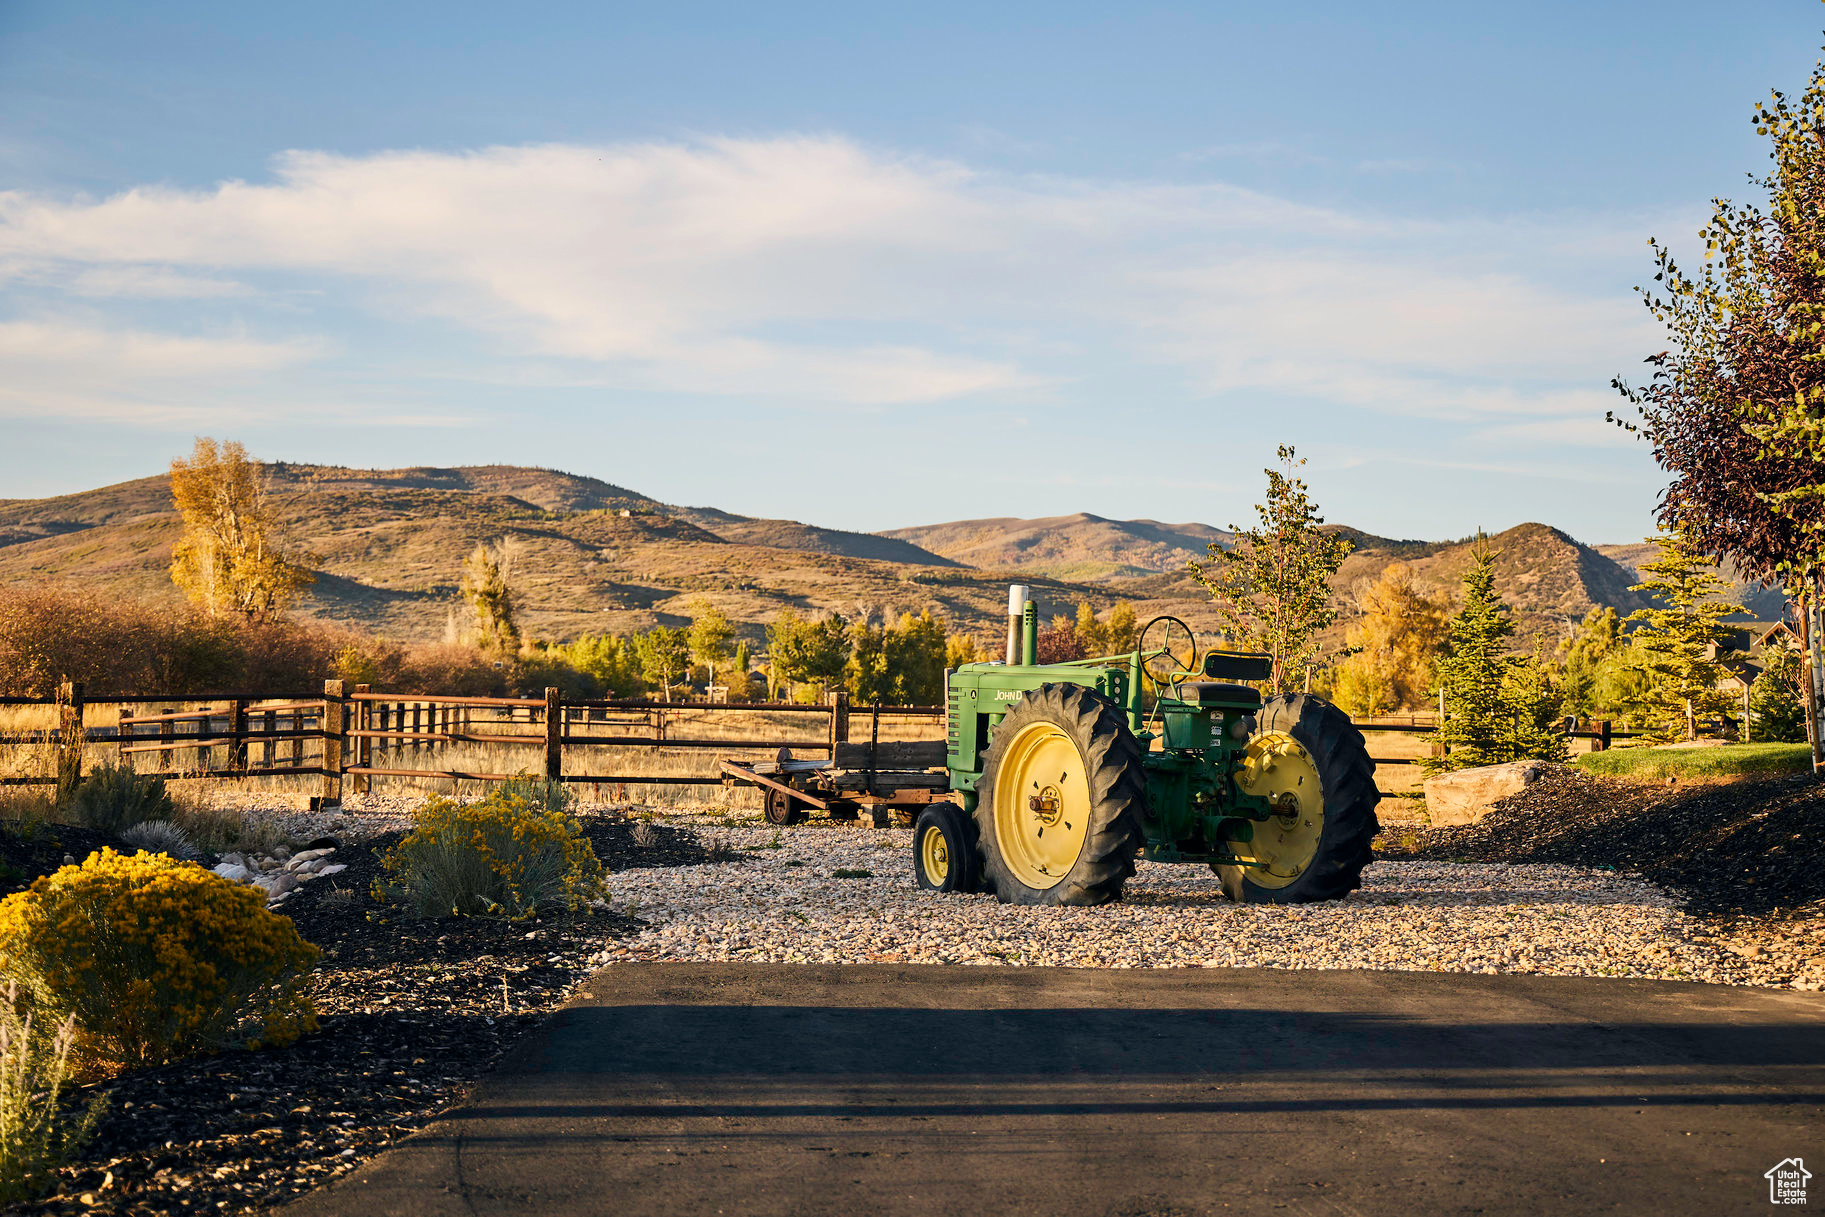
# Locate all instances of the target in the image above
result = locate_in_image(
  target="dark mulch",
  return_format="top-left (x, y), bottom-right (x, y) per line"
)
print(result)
top-left (1378, 766), bottom-right (1825, 918)
top-left (11, 815), bottom-right (726, 1216)
top-left (0, 822), bottom-right (123, 896)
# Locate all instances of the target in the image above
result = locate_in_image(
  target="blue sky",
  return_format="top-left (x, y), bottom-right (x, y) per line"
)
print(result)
top-left (2, 2), bottom-right (1822, 543)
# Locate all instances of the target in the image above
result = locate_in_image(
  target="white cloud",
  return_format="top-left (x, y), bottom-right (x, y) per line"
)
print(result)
top-left (0, 135), bottom-right (1660, 420)
top-left (65, 266), bottom-right (250, 298)
top-left (0, 321), bottom-right (319, 376)
top-left (0, 320), bottom-right (325, 424)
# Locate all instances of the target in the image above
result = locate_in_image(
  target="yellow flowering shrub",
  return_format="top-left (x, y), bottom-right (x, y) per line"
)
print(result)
top-left (374, 792), bottom-right (605, 920)
top-left (0, 850), bottom-right (319, 1077)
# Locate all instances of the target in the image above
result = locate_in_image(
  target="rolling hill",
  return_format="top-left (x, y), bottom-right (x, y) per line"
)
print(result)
top-left (0, 465), bottom-right (1088, 647)
top-left (0, 463), bottom-right (1761, 655)
top-left (882, 513), bottom-right (1233, 582)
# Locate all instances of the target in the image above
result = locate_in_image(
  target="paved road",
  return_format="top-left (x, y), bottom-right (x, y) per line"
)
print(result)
top-left (293, 965), bottom-right (1825, 1216)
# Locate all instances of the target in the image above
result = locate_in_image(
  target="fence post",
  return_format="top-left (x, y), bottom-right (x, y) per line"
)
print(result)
top-left (159, 712), bottom-right (173, 774)
top-left (322, 679), bottom-right (346, 808)
top-left (55, 679), bottom-right (83, 802)
top-left (229, 698), bottom-right (248, 774)
top-left (827, 689), bottom-right (850, 754)
top-left (353, 685), bottom-right (371, 794)
top-left (1597, 719), bottom-right (1611, 752)
top-left (545, 687), bottom-right (563, 781)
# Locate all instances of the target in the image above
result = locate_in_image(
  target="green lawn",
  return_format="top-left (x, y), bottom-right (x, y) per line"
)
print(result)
top-left (1574, 742), bottom-right (1814, 781)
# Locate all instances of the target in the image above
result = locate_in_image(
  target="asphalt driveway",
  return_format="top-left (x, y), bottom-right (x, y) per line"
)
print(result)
top-left (289, 964), bottom-right (1825, 1216)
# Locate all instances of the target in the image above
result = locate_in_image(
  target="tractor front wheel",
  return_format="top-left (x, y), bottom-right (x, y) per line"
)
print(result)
top-left (1215, 693), bottom-right (1380, 903)
top-left (913, 803), bottom-right (979, 893)
top-left (975, 683), bottom-right (1146, 906)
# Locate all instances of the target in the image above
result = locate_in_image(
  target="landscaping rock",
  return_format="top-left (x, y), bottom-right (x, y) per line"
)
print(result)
top-left (1423, 760), bottom-right (1554, 825)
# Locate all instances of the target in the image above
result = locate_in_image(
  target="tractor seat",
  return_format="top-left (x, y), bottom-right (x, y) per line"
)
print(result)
top-left (1174, 681), bottom-right (1263, 707)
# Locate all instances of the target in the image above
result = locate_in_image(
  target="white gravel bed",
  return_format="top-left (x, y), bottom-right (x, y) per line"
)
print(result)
top-left (594, 813), bottom-right (1763, 987)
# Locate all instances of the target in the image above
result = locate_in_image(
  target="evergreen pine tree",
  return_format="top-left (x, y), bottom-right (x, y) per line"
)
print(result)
top-left (1748, 645), bottom-right (1806, 742)
top-left (1625, 527), bottom-right (1744, 741)
top-left (1429, 535), bottom-right (1567, 772)
top-left (1431, 536), bottom-right (1514, 770)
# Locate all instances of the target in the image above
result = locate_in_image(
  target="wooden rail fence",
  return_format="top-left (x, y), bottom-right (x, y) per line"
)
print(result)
top-left (2, 681), bottom-right (1633, 804)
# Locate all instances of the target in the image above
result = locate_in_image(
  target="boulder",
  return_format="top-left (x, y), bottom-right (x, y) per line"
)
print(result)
top-left (1422, 760), bottom-right (1553, 826)
top-left (251, 872), bottom-right (299, 897)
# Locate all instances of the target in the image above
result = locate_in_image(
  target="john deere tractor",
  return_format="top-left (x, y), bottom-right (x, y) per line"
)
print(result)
top-left (912, 585), bottom-right (1379, 906)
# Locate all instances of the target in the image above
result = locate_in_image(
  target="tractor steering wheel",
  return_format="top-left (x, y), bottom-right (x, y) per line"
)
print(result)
top-left (1138, 615), bottom-right (1197, 694)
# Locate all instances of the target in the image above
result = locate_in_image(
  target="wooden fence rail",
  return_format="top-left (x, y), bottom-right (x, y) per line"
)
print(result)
top-left (3, 680), bottom-right (1635, 803)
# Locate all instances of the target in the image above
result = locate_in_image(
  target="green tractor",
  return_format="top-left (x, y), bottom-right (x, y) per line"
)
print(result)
top-left (913, 585), bottom-right (1379, 906)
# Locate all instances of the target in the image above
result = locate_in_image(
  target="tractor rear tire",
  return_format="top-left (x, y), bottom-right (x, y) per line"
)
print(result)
top-left (975, 683), bottom-right (1146, 907)
top-left (913, 803), bottom-right (979, 894)
top-left (1215, 693), bottom-right (1379, 904)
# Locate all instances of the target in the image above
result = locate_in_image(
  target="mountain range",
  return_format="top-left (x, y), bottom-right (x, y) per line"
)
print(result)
top-left (0, 463), bottom-right (1785, 650)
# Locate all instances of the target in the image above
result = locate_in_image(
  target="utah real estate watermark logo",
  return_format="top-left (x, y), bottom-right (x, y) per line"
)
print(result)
top-left (1766, 1158), bottom-right (1811, 1205)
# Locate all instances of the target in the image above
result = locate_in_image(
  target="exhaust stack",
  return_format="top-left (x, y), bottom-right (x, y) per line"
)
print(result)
top-left (1006, 584), bottom-right (1029, 666)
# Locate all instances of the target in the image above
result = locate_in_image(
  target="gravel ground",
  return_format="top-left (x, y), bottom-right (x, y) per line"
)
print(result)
top-left (12, 770), bottom-right (1816, 1212)
top-left (595, 812), bottom-right (1763, 987)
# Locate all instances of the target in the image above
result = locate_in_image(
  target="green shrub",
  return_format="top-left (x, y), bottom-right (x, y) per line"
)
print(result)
top-left (65, 766), bottom-right (174, 836)
top-left (0, 981), bottom-right (103, 1205)
top-left (0, 850), bottom-right (319, 1076)
top-left (373, 792), bottom-right (605, 920)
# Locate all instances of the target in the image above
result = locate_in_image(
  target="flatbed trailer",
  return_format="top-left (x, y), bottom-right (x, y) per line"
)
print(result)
top-left (719, 740), bottom-right (953, 827)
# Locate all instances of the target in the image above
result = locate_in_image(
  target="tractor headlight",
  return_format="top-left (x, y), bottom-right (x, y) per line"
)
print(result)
top-left (1230, 714), bottom-right (1256, 740)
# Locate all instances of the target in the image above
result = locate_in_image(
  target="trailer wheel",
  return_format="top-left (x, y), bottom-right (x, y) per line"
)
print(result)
top-left (1214, 693), bottom-right (1380, 903)
top-left (975, 683), bottom-right (1145, 907)
top-left (913, 803), bottom-right (979, 894)
top-left (764, 787), bottom-right (806, 826)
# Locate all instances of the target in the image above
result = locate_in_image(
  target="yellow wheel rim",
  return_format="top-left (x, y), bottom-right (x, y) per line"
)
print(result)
top-left (920, 823), bottom-right (950, 884)
top-left (991, 722), bottom-right (1091, 890)
top-left (1229, 731), bottom-right (1325, 889)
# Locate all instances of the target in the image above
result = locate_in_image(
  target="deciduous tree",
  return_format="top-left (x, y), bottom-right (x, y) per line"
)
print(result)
top-left (1609, 49), bottom-right (1825, 761)
top-left (884, 610), bottom-right (947, 703)
top-left (1104, 602), bottom-right (1139, 655)
top-left (168, 438), bottom-right (313, 618)
top-left (767, 610), bottom-right (850, 698)
top-left (1328, 563), bottom-right (1449, 716)
top-left (633, 625), bottom-right (691, 700)
top-left (459, 541), bottom-right (521, 659)
top-left (1555, 607), bottom-right (1652, 722)
top-left (1187, 446), bottom-right (1351, 695)
top-left (686, 600), bottom-right (735, 691)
